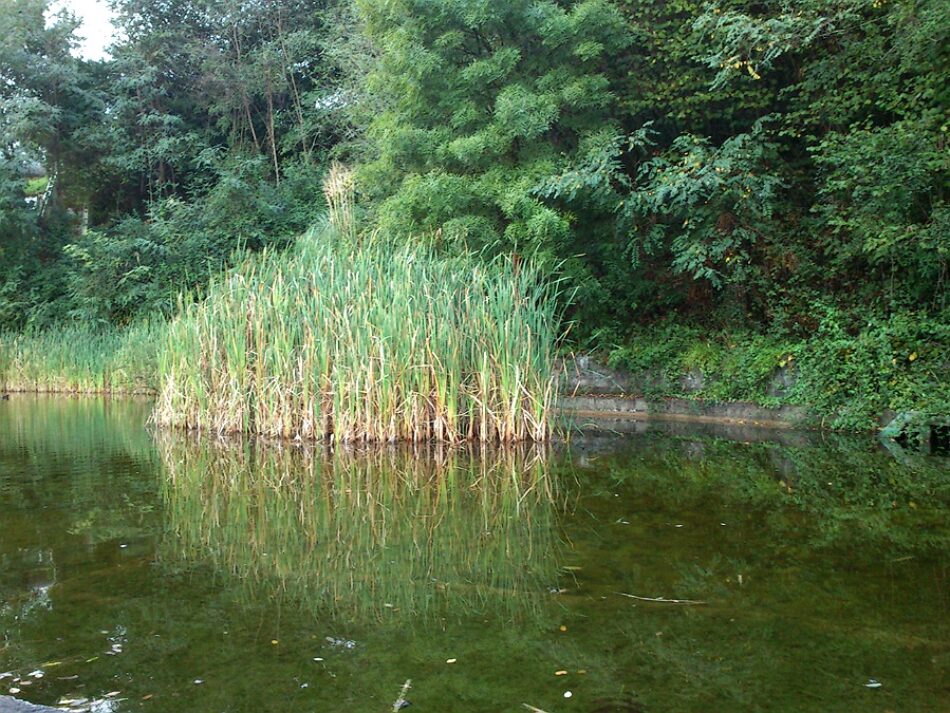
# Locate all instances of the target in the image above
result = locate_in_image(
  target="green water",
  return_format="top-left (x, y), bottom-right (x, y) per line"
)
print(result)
top-left (1, 397), bottom-right (948, 712)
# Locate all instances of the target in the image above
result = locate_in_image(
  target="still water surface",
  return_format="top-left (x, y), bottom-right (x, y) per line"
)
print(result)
top-left (1, 397), bottom-right (948, 712)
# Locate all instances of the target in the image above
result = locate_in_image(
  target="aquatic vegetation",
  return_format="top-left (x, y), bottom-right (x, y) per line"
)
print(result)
top-left (0, 320), bottom-right (162, 394)
top-left (157, 433), bottom-right (560, 622)
top-left (154, 225), bottom-right (560, 442)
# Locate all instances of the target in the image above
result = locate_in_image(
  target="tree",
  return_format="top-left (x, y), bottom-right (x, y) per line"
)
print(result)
top-left (0, 0), bottom-right (98, 327)
top-left (357, 0), bottom-right (631, 320)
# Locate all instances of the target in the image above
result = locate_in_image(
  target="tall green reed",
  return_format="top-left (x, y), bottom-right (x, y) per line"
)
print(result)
top-left (154, 225), bottom-right (561, 443)
top-left (0, 320), bottom-right (162, 394)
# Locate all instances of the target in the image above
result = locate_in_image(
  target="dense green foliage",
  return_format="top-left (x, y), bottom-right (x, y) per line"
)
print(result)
top-left (352, 0), bottom-right (948, 333)
top-left (0, 0), bottom-right (947, 428)
top-left (613, 0), bottom-right (948, 329)
top-left (356, 0), bottom-right (630, 318)
top-left (608, 309), bottom-right (950, 430)
top-left (0, 0), bottom-right (342, 327)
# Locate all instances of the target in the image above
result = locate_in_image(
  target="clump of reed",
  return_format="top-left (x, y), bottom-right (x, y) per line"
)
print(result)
top-left (323, 161), bottom-right (356, 241)
top-left (154, 226), bottom-right (560, 443)
top-left (157, 433), bottom-right (560, 622)
top-left (0, 320), bottom-right (162, 394)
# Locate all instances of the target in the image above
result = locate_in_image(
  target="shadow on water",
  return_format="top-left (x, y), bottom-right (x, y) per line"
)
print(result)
top-left (0, 395), bottom-right (948, 712)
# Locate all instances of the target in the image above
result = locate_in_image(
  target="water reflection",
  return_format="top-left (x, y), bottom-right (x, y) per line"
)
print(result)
top-left (0, 395), bottom-right (154, 465)
top-left (0, 396), bottom-right (158, 617)
top-left (156, 433), bottom-right (562, 623)
top-left (570, 429), bottom-right (950, 558)
top-left (1, 397), bottom-right (947, 712)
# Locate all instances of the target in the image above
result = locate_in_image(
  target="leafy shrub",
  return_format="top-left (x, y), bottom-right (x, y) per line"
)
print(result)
top-left (605, 307), bottom-right (950, 430)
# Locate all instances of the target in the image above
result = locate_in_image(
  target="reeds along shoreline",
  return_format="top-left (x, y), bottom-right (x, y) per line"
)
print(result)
top-left (153, 227), bottom-right (561, 443)
top-left (158, 434), bottom-right (559, 622)
top-left (0, 321), bottom-right (161, 394)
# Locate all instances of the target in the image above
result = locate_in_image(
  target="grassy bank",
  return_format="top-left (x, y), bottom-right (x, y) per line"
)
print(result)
top-left (603, 310), bottom-right (950, 432)
top-left (4, 259), bottom-right (946, 439)
top-left (0, 320), bottom-right (161, 394)
top-left (154, 226), bottom-right (560, 442)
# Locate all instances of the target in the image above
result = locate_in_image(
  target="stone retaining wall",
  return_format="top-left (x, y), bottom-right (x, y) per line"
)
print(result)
top-left (556, 355), bottom-right (810, 428)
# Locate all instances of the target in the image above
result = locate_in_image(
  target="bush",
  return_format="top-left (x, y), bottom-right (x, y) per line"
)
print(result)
top-left (605, 307), bottom-right (950, 430)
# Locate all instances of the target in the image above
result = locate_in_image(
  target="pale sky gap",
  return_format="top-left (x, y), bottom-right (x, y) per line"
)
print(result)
top-left (53, 0), bottom-right (116, 61)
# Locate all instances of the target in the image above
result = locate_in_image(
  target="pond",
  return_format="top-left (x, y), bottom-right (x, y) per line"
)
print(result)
top-left (1, 396), bottom-right (948, 712)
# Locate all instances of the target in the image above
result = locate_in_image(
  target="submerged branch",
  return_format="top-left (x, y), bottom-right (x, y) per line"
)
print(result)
top-left (615, 592), bottom-right (707, 605)
top-left (392, 679), bottom-right (412, 712)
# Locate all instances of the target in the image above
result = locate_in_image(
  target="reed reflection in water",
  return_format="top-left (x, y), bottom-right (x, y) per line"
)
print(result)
top-left (157, 433), bottom-right (563, 623)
